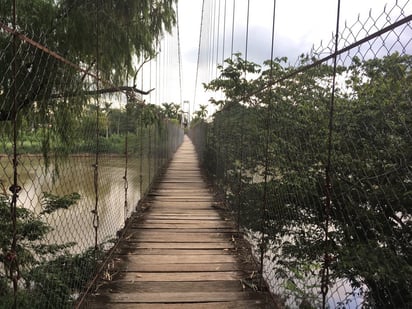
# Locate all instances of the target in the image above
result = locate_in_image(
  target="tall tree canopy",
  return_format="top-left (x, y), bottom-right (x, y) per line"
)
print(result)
top-left (1, 0), bottom-right (176, 81)
top-left (0, 0), bottom-right (177, 152)
top-left (201, 53), bottom-right (412, 308)
top-left (0, 0), bottom-right (176, 113)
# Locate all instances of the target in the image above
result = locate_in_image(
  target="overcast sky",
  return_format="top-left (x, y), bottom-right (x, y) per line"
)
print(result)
top-left (147, 0), bottom-right (411, 115)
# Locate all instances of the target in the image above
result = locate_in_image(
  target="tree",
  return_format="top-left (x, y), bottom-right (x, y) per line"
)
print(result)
top-left (0, 0), bottom-right (177, 154)
top-left (202, 53), bottom-right (412, 307)
top-left (0, 192), bottom-right (85, 308)
top-left (194, 104), bottom-right (209, 120)
top-left (329, 53), bottom-right (412, 307)
top-left (161, 102), bottom-right (181, 121)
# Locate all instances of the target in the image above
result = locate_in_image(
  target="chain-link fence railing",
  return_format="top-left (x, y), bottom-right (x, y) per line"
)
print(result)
top-left (189, 2), bottom-right (411, 308)
top-left (0, 1), bottom-right (183, 308)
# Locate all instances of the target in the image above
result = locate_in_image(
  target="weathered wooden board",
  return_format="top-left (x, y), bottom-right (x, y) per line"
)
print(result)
top-left (127, 228), bottom-right (236, 234)
top-left (114, 262), bottom-right (241, 272)
top-left (121, 248), bottom-right (232, 255)
top-left (95, 291), bottom-right (265, 302)
top-left (144, 215), bottom-right (222, 220)
top-left (121, 254), bottom-right (236, 264)
top-left (126, 230), bottom-right (234, 237)
top-left (131, 223), bottom-right (233, 229)
top-left (116, 271), bottom-right (245, 282)
top-left (142, 209), bottom-right (219, 215)
top-left (118, 242), bottom-right (234, 249)
top-left (142, 219), bottom-right (225, 224)
top-left (96, 280), bottom-right (245, 293)
top-left (87, 300), bottom-right (269, 309)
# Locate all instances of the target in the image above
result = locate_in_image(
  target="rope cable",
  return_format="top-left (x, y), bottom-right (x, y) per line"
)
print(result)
top-left (321, 0), bottom-right (341, 307)
top-left (176, 2), bottom-right (184, 117)
top-left (260, 0), bottom-right (278, 292)
top-left (209, 0), bottom-right (216, 80)
top-left (10, 1), bottom-right (20, 307)
top-left (216, 0), bottom-right (221, 72)
top-left (230, 0), bottom-right (235, 59)
top-left (149, 55), bottom-right (152, 103)
top-left (244, 0), bottom-right (250, 62)
top-left (193, 0), bottom-right (206, 115)
top-left (236, 0), bottom-right (251, 231)
top-left (156, 45), bottom-right (160, 104)
top-left (222, 0), bottom-right (227, 63)
top-left (92, 0), bottom-right (101, 251)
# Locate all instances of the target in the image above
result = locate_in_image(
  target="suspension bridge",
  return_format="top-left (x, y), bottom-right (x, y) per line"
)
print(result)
top-left (84, 136), bottom-right (274, 308)
top-left (1, 0), bottom-right (411, 308)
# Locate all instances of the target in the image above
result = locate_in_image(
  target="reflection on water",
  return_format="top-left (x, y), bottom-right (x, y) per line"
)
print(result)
top-left (0, 154), bottom-right (147, 253)
top-left (245, 230), bottom-right (364, 308)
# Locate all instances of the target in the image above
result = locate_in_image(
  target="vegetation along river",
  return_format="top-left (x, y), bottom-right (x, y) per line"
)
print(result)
top-left (0, 154), bottom-right (148, 253)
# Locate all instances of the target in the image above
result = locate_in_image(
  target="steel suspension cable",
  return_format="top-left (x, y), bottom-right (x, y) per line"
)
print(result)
top-left (162, 40), bottom-right (167, 103)
top-left (222, 0), bottom-right (227, 63)
top-left (209, 0), bottom-right (216, 80)
top-left (236, 0), bottom-right (251, 231)
top-left (321, 0), bottom-right (341, 307)
top-left (216, 0), bottom-right (221, 71)
top-left (10, 1), bottom-right (20, 308)
top-left (193, 0), bottom-right (206, 115)
top-left (230, 0), bottom-right (235, 59)
top-left (123, 101), bottom-right (129, 222)
top-left (139, 109), bottom-right (143, 197)
top-left (244, 0), bottom-right (250, 63)
top-left (176, 1), bottom-right (183, 118)
top-left (92, 0), bottom-right (101, 251)
top-left (260, 0), bottom-right (278, 292)
top-left (156, 45), bottom-right (160, 104)
top-left (149, 55), bottom-right (152, 103)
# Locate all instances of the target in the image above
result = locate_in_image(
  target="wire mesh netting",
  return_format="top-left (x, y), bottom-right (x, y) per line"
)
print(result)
top-left (0, 1), bottom-right (184, 308)
top-left (189, 2), bottom-right (411, 308)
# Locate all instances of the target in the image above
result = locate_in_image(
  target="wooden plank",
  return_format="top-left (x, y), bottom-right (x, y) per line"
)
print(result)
top-left (126, 228), bottom-right (237, 234)
top-left (152, 197), bottom-right (214, 200)
top-left (118, 242), bottom-right (234, 249)
top-left (92, 291), bottom-right (265, 303)
top-left (143, 207), bottom-right (217, 213)
top-left (149, 201), bottom-right (214, 205)
top-left (122, 249), bottom-right (233, 255)
top-left (145, 215), bottom-right (222, 220)
top-left (117, 271), bottom-right (245, 282)
top-left (142, 219), bottom-right (226, 224)
top-left (124, 254), bottom-right (236, 264)
top-left (126, 228), bottom-right (235, 234)
top-left (146, 192), bottom-right (212, 197)
top-left (157, 180), bottom-right (206, 184)
top-left (149, 203), bottom-right (214, 207)
top-left (87, 300), bottom-right (270, 309)
top-left (126, 231), bottom-right (234, 238)
top-left (128, 235), bottom-right (232, 243)
top-left (147, 208), bottom-right (216, 212)
top-left (115, 262), bottom-right (240, 272)
top-left (136, 224), bottom-right (232, 229)
top-left (137, 219), bottom-right (231, 224)
top-left (148, 207), bottom-right (217, 211)
top-left (95, 280), bottom-right (245, 293)
top-left (131, 223), bottom-right (232, 229)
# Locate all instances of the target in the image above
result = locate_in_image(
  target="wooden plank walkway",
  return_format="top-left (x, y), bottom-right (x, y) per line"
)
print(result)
top-left (85, 136), bottom-right (274, 308)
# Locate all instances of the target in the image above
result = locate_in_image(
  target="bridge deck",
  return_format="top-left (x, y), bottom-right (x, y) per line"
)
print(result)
top-left (86, 136), bottom-right (274, 308)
